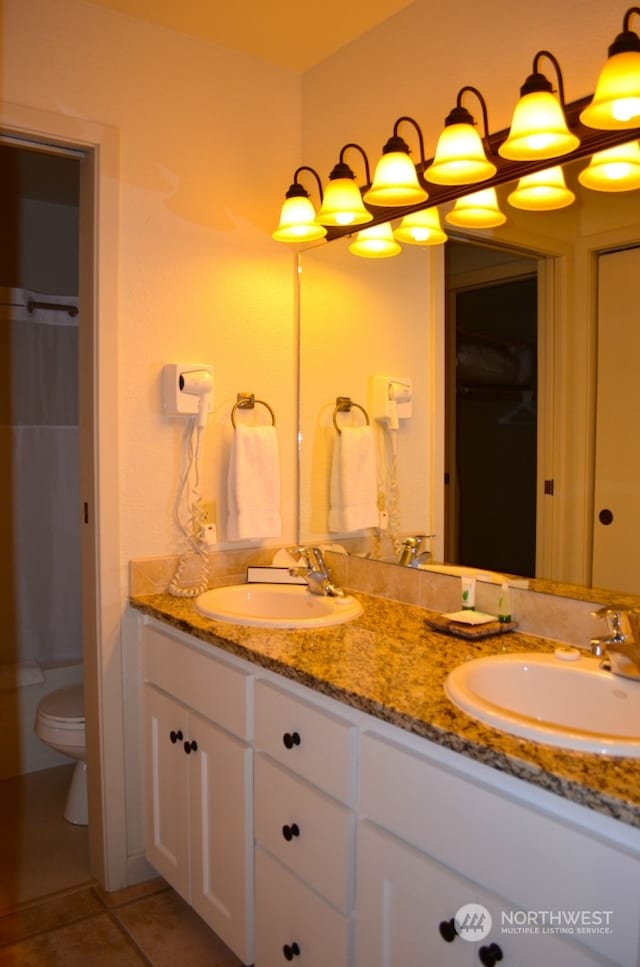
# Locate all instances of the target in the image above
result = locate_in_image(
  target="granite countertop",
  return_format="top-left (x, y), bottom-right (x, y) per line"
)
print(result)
top-left (130, 588), bottom-right (640, 830)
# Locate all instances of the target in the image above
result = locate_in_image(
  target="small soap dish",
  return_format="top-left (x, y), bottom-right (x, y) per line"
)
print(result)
top-left (426, 613), bottom-right (518, 640)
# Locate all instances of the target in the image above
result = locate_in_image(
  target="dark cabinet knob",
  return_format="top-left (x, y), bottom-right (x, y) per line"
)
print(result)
top-left (169, 730), bottom-right (183, 744)
top-left (478, 943), bottom-right (503, 966)
top-left (283, 731), bottom-right (301, 749)
top-left (599, 508), bottom-right (614, 525)
top-left (439, 918), bottom-right (457, 943)
top-left (282, 822), bottom-right (300, 841)
top-left (183, 740), bottom-right (198, 754)
top-left (282, 942), bottom-right (300, 960)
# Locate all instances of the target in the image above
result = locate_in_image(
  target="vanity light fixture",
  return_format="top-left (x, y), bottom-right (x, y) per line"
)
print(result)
top-left (393, 207), bottom-right (447, 245)
top-left (348, 222), bottom-right (402, 258)
top-left (364, 116), bottom-right (429, 207)
top-left (581, 7), bottom-right (640, 129)
top-left (507, 165), bottom-right (575, 210)
top-left (272, 167), bottom-right (327, 243)
top-left (425, 87), bottom-right (497, 186)
top-left (315, 144), bottom-right (373, 227)
top-left (499, 51), bottom-right (580, 161)
top-left (578, 140), bottom-right (640, 190)
top-left (444, 187), bottom-right (506, 228)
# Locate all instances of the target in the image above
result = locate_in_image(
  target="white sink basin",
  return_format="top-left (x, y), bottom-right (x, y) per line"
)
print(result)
top-left (445, 651), bottom-right (640, 756)
top-left (195, 584), bottom-right (363, 629)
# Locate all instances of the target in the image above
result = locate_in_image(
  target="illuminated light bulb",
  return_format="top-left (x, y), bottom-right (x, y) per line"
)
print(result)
top-left (578, 141), bottom-right (640, 191)
top-left (393, 208), bottom-right (447, 245)
top-left (272, 191), bottom-right (327, 243)
top-left (444, 188), bottom-right (506, 228)
top-left (364, 151), bottom-right (428, 207)
top-left (499, 90), bottom-right (579, 161)
top-left (348, 222), bottom-right (402, 258)
top-left (425, 122), bottom-right (497, 185)
top-left (580, 11), bottom-right (640, 131)
top-left (507, 166), bottom-right (575, 211)
top-left (316, 174), bottom-right (372, 227)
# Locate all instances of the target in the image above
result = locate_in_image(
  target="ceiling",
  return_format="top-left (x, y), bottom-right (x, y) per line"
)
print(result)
top-left (85, 0), bottom-right (415, 72)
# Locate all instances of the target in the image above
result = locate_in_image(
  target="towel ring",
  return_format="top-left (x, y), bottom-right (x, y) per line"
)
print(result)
top-left (231, 392), bottom-right (276, 428)
top-left (332, 396), bottom-right (370, 434)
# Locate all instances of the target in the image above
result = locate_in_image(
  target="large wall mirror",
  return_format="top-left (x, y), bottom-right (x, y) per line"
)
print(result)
top-left (297, 154), bottom-right (640, 597)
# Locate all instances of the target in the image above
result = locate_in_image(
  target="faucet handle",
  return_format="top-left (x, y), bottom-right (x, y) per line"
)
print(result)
top-left (287, 545), bottom-right (312, 565)
top-left (591, 605), bottom-right (631, 640)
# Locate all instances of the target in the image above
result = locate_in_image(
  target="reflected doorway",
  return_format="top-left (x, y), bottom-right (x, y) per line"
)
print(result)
top-left (445, 240), bottom-right (538, 576)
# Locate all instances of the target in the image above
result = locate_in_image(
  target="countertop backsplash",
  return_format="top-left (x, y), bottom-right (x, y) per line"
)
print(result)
top-left (129, 547), bottom-right (623, 649)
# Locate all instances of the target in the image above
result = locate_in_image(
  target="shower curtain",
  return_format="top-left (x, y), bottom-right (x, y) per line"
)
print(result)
top-left (0, 288), bottom-right (82, 665)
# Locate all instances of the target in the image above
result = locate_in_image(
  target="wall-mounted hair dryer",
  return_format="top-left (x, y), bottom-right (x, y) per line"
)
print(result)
top-left (179, 370), bottom-right (213, 428)
top-left (372, 374), bottom-right (413, 429)
top-left (163, 363), bottom-right (214, 428)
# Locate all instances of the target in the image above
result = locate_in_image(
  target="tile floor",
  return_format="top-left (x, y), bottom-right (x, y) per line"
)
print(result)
top-left (0, 766), bottom-right (244, 966)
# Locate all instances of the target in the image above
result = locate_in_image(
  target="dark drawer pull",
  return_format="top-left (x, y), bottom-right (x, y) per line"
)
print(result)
top-left (478, 943), bottom-right (503, 966)
top-left (282, 822), bottom-right (300, 841)
top-left (183, 740), bottom-right (198, 754)
top-left (439, 918), bottom-right (457, 942)
top-left (283, 731), bottom-right (301, 749)
top-left (169, 730), bottom-right (183, 744)
top-left (283, 942), bottom-right (300, 960)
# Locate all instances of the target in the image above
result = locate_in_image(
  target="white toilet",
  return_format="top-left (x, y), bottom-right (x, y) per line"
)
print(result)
top-left (35, 684), bottom-right (87, 825)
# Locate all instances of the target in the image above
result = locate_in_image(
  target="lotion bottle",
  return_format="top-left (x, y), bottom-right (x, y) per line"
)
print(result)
top-left (498, 583), bottom-right (512, 623)
top-left (461, 575), bottom-right (476, 610)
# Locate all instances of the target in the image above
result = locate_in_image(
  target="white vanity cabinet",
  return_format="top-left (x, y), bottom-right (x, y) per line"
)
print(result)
top-left (137, 616), bottom-right (640, 967)
top-left (253, 680), bottom-right (358, 967)
top-left (141, 624), bottom-right (253, 964)
top-left (357, 731), bottom-right (640, 967)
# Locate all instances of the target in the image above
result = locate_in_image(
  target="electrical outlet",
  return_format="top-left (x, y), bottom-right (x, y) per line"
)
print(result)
top-left (203, 523), bottom-right (217, 546)
top-left (201, 501), bottom-right (216, 526)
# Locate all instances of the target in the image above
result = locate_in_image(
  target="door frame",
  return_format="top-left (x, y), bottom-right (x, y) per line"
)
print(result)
top-left (0, 100), bottom-right (125, 889)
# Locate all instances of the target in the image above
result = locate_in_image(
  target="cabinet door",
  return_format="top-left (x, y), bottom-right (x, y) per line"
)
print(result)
top-left (356, 822), bottom-right (472, 967)
top-left (357, 822), bottom-right (604, 967)
top-left (593, 246), bottom-right (640, 593)
top-left (189, 710), bottom-right (253, 965)
top-left (142, 685), bottom-right (190, 899)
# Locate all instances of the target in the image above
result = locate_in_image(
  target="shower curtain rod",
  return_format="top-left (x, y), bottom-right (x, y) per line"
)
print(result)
top-left (27, 300), bottom-right (78, 318)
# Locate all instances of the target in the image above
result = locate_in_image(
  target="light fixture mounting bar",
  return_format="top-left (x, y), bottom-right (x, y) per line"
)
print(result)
top-left (325, 94), bottom-right (640, 240)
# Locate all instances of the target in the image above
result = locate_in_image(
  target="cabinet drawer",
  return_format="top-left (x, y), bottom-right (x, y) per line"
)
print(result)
top-left (360, 731), bottom-right (640, 966)
top-left (255, 847), bottom-right (351, 967)
top-left (254, 679), bottom-right (356, 803)
top-left (254, 753), bottom-right (355, 914)
top-left (141, 624), bottom-right (251, 740)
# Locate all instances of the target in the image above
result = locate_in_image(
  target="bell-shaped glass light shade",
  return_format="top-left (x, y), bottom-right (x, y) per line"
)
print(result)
top-left (578, 141), bottom-right (640, 191)
top-left (425, 124), bottom-right (497, 185)
top-left (580, 50), bottom-right (640, 129)
top-left (393, 208), bottom-right (447, 245)
top-left (499, 91), bottom-right (580, 160)
top-left (316, 178), bottom-right (372, 227)
top-left (364, 152), bottom-right (429, 207)
top-left (445, 188), bottom-right (506, 228)
top-left (272, 194), bottom-right (327, 243)
top-left (507, 166), bottom-right (575, 211)
top-left (348, 222), bottom-right (402, 258)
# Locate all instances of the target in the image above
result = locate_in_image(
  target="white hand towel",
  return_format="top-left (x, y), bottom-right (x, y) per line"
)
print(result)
top-left (328, 425), bottom-right (378, 533)
top-left (227, 424), bottom-right (282, 540)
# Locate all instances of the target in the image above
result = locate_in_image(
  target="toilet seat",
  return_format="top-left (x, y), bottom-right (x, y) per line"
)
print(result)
top-left (35, 684), bottom-right (86, 753)
top-left (37, 684), bottom-right (84, 728)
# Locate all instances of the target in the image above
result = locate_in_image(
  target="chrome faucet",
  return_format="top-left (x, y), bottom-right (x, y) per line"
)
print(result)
top-left (397, 535), bottom-right (434, 568)
top-left (590, 606), bottom-right (640, 680)
top-left (288, 546), bottom-right (346, 597)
